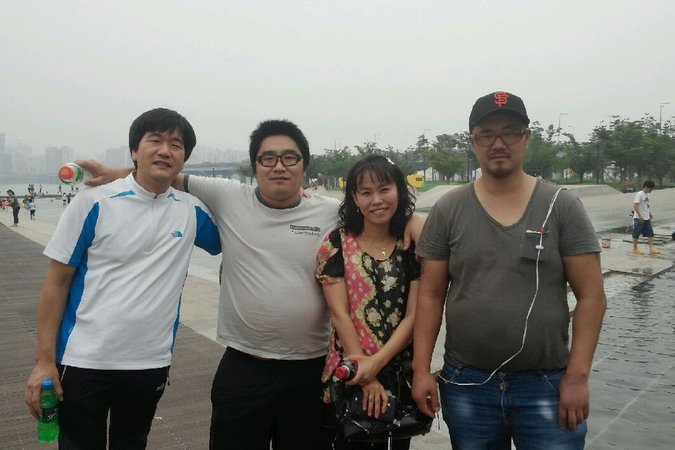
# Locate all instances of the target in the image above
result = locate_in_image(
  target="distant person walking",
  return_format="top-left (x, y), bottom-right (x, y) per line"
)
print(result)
top-left (7, 189), bottom-right (21, 227)
top-left (28, 198), bottom-right (36, 220)
top-left (632, 180), bottom-right (660, 256)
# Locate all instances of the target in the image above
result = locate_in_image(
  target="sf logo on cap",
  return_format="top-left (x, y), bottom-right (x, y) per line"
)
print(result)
top-left (494, 92), bottom-right (509, 107)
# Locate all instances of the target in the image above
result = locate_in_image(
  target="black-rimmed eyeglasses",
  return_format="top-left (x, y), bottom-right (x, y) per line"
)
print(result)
top-left (256, 153), bottom-right (303, 167)
top-left (472, 128), bottom-right (529, 147)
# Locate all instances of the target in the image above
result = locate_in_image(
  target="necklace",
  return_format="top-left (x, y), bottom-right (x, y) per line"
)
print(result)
top-left (360, 233), bottom-right (395, 258)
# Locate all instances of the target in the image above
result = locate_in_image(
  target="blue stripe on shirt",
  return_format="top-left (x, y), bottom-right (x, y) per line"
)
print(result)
top-left (57, 203), bottom-right (100, 362)
top-left (194, 205), bottom-right (221, 255)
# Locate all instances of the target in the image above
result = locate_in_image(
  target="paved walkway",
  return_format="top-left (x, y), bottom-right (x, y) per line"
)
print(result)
top-left (0, 224), bottom-right (226, 450)
top-left (1, 184), bottom-right (674, 449)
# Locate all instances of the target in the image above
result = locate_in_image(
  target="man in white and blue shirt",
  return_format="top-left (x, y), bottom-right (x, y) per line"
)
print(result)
top-left (25, 108), bottom-right (220, 450)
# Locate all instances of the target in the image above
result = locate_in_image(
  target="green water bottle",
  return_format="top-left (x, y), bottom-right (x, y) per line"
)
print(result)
top-left (37, 379), bottom-right (59, 443)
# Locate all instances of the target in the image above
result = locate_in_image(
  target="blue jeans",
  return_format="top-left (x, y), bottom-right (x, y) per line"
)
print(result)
top-left (438, 362), bottom-right (586, 450)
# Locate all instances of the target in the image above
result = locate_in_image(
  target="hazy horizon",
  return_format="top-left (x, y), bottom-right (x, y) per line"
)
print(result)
top-left (2, 0), bottom-right (674, 158)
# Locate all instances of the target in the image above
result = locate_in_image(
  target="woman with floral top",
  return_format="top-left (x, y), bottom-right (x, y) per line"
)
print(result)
top-left (316, 155), bottom-right (419, 450)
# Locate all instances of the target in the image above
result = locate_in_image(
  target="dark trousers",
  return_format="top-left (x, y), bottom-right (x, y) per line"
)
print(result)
top-left (57, 365), bottom-right (169, 450)
top-left (209, 348), bottom-right (325, 450)
top-left (12, 207), bottom-right (19, 224)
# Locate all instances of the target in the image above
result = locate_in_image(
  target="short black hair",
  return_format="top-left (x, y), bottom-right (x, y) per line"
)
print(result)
top-left (643, 180), bottom-right (655, 189)
top-left (249, 119), bottom-right (310, 172)
top-left (339, 155), bottom-right (415, 238)
top-left (128, 108), bottom-right (196, 167)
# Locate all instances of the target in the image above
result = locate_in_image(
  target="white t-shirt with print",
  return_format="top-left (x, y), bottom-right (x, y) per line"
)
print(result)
top-left (633, 190), bottom-right (651, 220)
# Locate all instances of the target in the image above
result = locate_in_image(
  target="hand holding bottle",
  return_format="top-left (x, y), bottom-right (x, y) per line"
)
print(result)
top-left (76, 160), bottom-right (133, 187)
top-left (25, 361), bottom-right (63, 419)
top-left (342, 354), bottom-right (385, 386)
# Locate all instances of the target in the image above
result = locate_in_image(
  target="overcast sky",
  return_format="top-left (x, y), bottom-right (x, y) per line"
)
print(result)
top-left (1, 0), bottom-right (674, 157)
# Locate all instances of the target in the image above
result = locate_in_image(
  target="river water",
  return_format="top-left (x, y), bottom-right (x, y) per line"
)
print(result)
top-left (7, 196), bottom-right (675, 449)
top-left (586, 269), bottom-right (675, 449)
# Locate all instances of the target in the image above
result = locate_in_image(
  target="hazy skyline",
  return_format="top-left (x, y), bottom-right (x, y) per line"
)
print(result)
top-left (1, 0), bottom-right (674, 158)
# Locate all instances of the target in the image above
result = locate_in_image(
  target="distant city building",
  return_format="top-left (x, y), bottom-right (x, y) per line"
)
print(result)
top-left (45, 146), bottom-right (74, 174)
top-left (2, 143), bottom-right (44, 175)
top-left (106, 146), bottom-right (131, 168)
top-left (33, 154), bottom-right (46, 174)
top-left (0, 132), bottom-right (6, 175)
top-left (12, 151), bottom-right (29, 174)
top-left (192, 146), bottom-right (246, 164)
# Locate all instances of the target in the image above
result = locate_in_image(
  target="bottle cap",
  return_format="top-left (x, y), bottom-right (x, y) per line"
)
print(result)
top-left (334, 365), bottom-right (350, 380)
top-left (58, 163), bottom-right (84, 184)
top-left (41, 379), bottom-right (53, 389)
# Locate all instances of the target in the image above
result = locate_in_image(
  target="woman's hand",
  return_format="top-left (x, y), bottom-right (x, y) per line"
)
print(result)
top-left (360, 380), bottom-right (389, 419)
top-left (344, 354), bottom-right (383, 386)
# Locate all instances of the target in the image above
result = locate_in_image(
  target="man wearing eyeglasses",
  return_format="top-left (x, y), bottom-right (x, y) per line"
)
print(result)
top-left (412, 92), bottom-right (606, 449)
top-left (181, 120), bottom-right (340, 450)
top-left (80, 119), bottom-right (422, 449)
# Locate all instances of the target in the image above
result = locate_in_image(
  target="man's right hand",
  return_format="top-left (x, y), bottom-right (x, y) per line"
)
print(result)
top-left (412, 370), bottom-right (440, 418)
top-left (25, 361), bottom-right (63, 419)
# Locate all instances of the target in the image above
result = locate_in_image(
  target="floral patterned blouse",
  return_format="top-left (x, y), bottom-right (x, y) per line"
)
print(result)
top-left (316, 227), bottom-right (420, 385)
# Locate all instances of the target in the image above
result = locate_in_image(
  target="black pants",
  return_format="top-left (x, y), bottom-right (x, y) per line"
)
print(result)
top-left (57, 365), bottom-right (169, 450)
top-left (210, 348), bottom-right (325, 450)
top-left (12, 207), bottom-right (19, 224)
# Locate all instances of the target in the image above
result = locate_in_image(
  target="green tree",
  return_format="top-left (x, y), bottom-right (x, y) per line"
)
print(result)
top-left (353, 141), bottom-right (381, 157)
top-left (413, 134), bottom-right (431, 178)
top-left (307, 147), bottom-right (357, 188)
top-left (524, 123), bottom-right (557, 179)
top-left (605, 119), bottom-right (650, 183)
top-left (566, 139), bottom-right (596, 184)
top-left (646, 129), bottom-right (675, 188)
top-left (428, 133), bottom-right (468, 181)
top-left (383, 146), bottom-right (417, 176)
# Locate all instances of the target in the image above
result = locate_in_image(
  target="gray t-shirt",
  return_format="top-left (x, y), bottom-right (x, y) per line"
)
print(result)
top-left (188, 176), bottom-right (340, 360)
top-left (416, 180), bottom-right (600, 371)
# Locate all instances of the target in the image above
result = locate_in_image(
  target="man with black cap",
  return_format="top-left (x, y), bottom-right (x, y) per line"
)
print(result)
top-left (411, 92), bottom-right (607, 448)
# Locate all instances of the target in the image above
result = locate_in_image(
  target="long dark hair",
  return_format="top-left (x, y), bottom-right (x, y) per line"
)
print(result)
top-left (339, 155), bottom-right (415, 237)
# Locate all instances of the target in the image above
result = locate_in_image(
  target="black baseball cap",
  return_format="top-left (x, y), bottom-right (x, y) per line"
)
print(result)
top-left (469, 91), bottom-right (530, 131)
